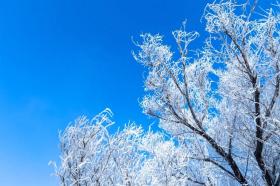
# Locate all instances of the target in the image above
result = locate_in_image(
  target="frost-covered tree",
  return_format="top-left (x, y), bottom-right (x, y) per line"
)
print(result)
top-left (53, 0), bottom-right (280, 185)
top-left (133, 0), bottom-right (280, 185)
top-left (52, 109), bottom-right (202, 186)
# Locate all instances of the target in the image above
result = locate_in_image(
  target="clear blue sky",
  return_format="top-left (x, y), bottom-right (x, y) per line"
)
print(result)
top-left (0, 0), bottom-right (259, 185)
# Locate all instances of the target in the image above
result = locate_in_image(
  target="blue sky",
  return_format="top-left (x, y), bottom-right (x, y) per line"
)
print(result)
top-left (0, 0), bottom-right (233, 185)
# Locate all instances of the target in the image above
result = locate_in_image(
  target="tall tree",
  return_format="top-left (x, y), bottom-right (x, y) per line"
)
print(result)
top-left (134, 0), bottom-right (280, 185)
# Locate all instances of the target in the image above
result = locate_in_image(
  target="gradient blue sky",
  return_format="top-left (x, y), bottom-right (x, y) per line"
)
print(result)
top-left (0, 0), bottom-right (271, 185)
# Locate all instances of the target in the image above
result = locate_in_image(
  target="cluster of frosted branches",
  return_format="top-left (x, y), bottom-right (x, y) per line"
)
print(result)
top-left (133, 0), bottom-right (280, 185)
top-left (54, 0), bottom-right (280, 185)
top-left (52, 109), bottom-right (207, 186)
